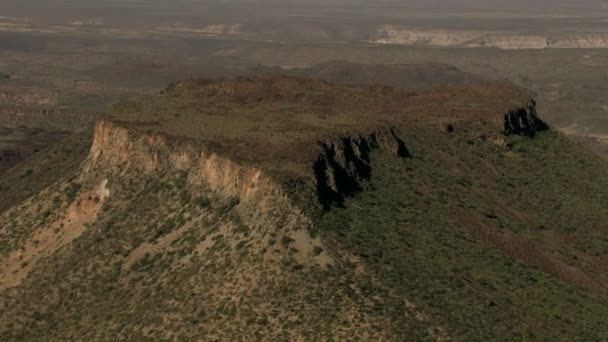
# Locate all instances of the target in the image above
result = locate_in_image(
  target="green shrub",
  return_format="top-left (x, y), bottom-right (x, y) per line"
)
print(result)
top-left (281, 235), bottom-right (294, 247)
top-left (65, 182), bottom-right (81, 202)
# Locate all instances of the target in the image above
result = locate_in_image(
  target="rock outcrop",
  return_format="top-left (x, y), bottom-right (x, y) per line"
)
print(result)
top-left (314, 130), bottom-right (409, 209)
top-left (503, 100), bottom-right (548, 137)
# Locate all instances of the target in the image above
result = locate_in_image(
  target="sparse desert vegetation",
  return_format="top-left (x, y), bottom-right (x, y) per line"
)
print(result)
top-left (2, 1), bottom-right (608, 340)
top-left (1, 76), bottom-right (608, 340)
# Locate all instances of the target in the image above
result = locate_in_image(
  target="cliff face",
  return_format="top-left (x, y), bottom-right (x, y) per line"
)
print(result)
top-left (373, 26), bottom-right (608, 49)
top-left (86, 120), bottom-right (312, 233)
top-left (85, 121), bottom-right (417, 223)
top-left (503, 100), bottom-right (548, 137)
top-left (314, 130), bottom-right (410, 209)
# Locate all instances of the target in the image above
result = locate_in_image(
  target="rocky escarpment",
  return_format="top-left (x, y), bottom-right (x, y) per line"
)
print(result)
top-left (87, 96), bottom-right (545, 217)
top-left (85, 120), bottom-right (312, 233)
top-left (82, 74), bottom-right (546, 222)
top-left (85, 121), bottom-right (415, 220)
top-left (310, 102), bottom-right (545, 211)
top-left (314, 129), bottom-right (409, 209)
top-left (503, 100), bottom-right (548, 137)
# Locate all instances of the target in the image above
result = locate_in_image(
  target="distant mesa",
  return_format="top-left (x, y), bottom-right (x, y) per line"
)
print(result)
top-left (156, 23), bottom-right (242, 36)
top-left (373, 26), bottom-right (608, 49)
top-left (70, 18), bottom-right (104, 26)
top-left (287, 61), bottom-right (484, 90)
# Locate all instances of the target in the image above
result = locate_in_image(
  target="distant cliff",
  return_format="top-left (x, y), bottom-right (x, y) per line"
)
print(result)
top-left (374, 26), bottom-right (608, 49)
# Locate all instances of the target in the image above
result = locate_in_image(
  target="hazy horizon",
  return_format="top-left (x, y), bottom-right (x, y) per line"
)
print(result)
top-left (2, 0), bottom-right (608, 19)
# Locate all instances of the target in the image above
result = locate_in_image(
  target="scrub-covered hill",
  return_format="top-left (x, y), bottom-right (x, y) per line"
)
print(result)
top-left (1, 75), bottom-right (608, 341)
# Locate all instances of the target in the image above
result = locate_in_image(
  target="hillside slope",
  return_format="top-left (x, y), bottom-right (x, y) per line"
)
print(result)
top-left (1, 76), bottom-right (608, 340)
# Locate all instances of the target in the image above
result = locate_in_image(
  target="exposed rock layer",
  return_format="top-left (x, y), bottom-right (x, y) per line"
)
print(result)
top-left (374, 26), bottom-right (608, 49)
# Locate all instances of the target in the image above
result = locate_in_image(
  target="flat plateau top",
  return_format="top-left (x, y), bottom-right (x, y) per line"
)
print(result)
top-left (108, 75), bottom-right (532, 171)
